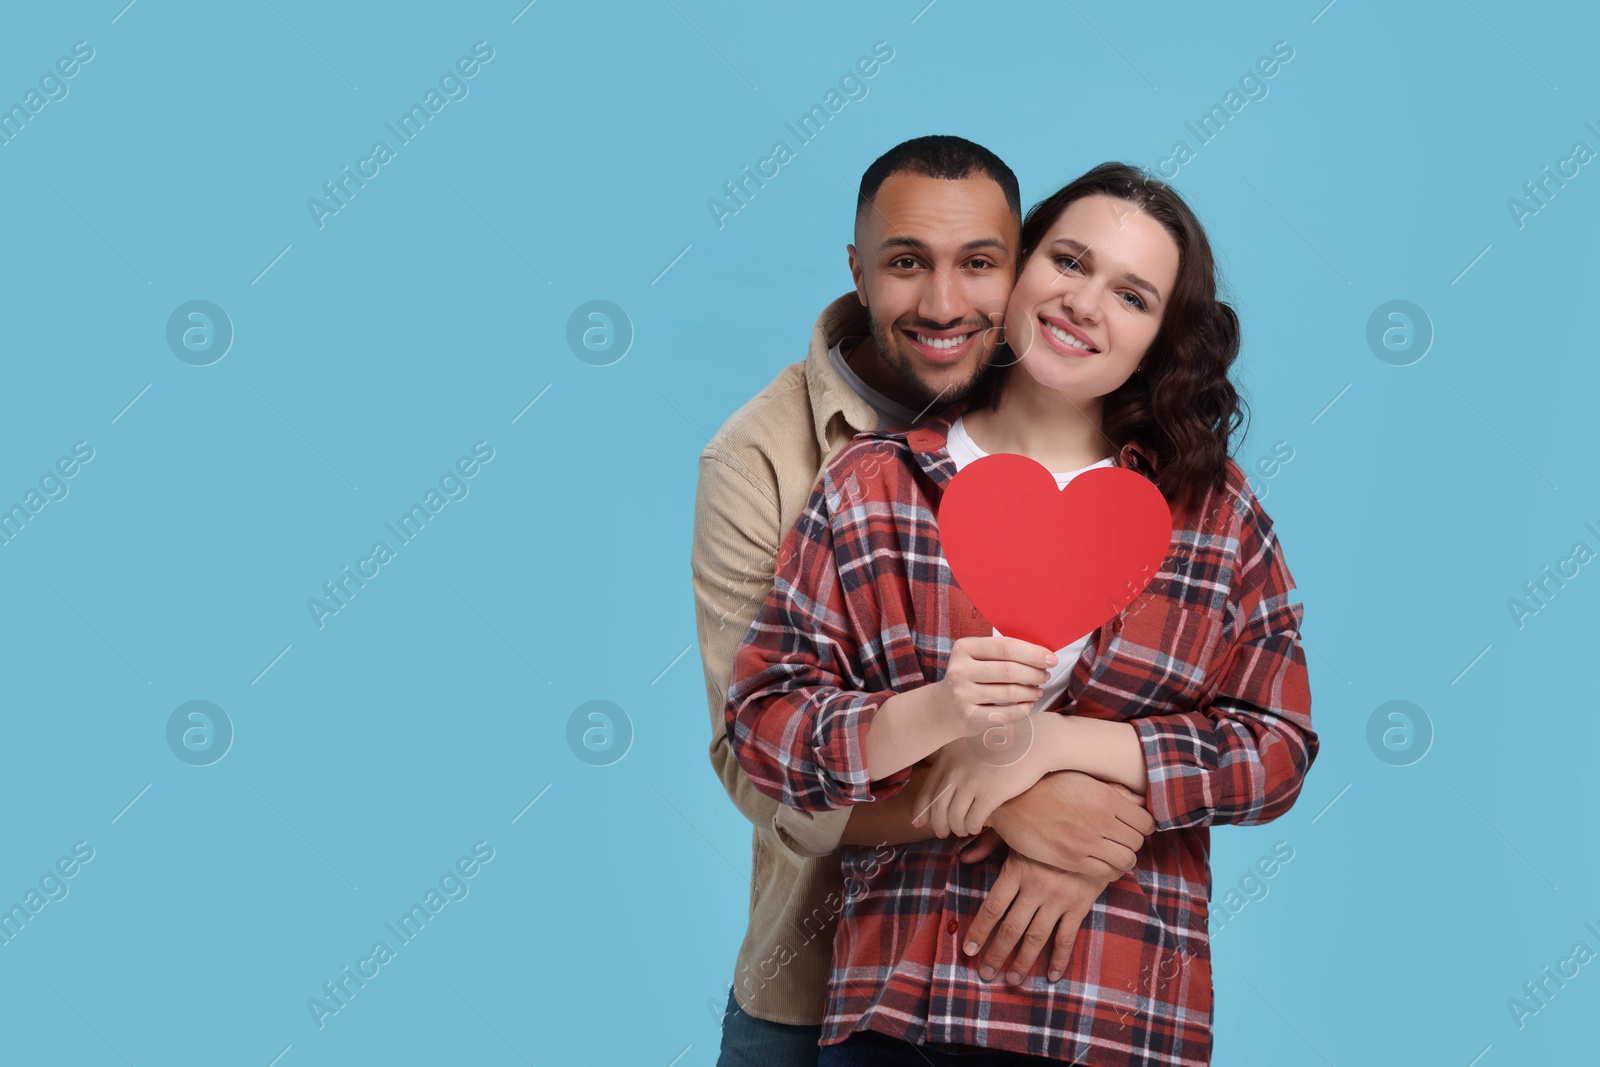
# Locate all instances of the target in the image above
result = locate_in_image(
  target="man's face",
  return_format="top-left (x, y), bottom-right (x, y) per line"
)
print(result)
top-left (848, 173), bottom-right (1019, 410)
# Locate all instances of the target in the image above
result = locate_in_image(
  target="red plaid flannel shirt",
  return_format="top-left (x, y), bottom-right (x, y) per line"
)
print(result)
top-left (726, 402), bottom-right (1317, 1066)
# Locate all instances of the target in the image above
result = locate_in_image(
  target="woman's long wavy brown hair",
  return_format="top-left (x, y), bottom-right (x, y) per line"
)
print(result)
top-left (973, 162), bottom-right (1248, 507)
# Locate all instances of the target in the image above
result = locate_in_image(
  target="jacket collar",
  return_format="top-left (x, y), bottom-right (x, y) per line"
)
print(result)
top-left (862, 400), bottom-right (1161, 491)
top-left (803, 292), bottom-right (879, 450)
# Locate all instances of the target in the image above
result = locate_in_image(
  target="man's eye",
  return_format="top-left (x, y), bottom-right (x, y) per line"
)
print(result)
top-left (1055, 255), bottom-right (1081, 272)
top-left (968, 258), bottom-right (994, 270)
top-left (891, 257), bottom-right (919, 270)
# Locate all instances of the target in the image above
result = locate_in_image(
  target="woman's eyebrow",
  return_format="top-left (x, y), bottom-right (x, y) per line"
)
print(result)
top-left (1052, 237), bottom-right (1163, 302)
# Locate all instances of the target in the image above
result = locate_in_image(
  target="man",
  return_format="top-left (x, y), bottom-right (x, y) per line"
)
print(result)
top-left (692, 136), bottom-right (1156, 1066)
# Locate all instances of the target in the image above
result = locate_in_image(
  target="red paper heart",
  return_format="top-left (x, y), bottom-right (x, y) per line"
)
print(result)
top-left (939, 453), bottom-right (1172, 650)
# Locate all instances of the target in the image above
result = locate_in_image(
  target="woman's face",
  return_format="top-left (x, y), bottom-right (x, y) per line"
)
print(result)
top-left (1002, 194), bottom-right (1180, 404)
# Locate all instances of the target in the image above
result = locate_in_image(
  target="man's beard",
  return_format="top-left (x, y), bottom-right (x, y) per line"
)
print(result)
top-left (867, 313), bottom-right (997, 413)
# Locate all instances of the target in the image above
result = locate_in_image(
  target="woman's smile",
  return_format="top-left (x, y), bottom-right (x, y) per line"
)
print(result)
top-left (1037, 314), bottom-right (1099, 356)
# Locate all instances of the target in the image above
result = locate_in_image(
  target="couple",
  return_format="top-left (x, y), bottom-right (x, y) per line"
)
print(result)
top-left (692, 136), bottom-right (1318, 1066)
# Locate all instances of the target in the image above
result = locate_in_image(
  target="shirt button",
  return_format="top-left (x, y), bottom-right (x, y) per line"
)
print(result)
top-left (947, 918), bottom-right (959, 935)
top-left (1111, 618), bottom-right (1124, 634)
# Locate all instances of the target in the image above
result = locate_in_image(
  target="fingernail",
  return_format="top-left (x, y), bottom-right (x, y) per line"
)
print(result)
top-left (1045, 653), bottom-right (1058, 665)
top-left (964, 941), bottom-right (978, 956)
top-left (1049, 970), bottom-right (1062, 982)
top-left (979, 966), bottom-right (995, 980)
top-left (1006, 971), bottom-right (1021, 985)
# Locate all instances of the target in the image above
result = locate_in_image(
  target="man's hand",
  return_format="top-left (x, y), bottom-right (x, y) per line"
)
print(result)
top-left (958, 845), bottom-right (1116, 985)
top-left (985, 769), bottom-right (1155, 879)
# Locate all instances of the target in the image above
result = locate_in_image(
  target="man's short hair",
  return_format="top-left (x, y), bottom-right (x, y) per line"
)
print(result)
top-left (855, 135), bottom-right (1021, 230)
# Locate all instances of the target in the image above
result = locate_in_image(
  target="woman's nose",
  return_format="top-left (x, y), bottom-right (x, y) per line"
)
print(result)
top-left (1058, 281), bottom-right (1103, 325)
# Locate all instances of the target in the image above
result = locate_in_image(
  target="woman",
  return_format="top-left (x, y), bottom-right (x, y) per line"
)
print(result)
top-left (726, 163), bottom-right (1317, 1067)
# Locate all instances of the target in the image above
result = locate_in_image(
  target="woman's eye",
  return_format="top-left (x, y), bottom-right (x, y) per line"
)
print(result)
top-left (1055, 255), bottom-right (1081, 273)
top-left (1121, 291), bottom-right (1147, 311)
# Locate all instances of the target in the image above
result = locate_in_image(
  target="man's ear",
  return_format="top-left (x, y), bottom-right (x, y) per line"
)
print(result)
top-left (846, 244), bottom-right (868, 306)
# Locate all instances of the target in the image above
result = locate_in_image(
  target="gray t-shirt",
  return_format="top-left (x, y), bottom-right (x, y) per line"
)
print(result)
top-left (827, 336), bottom-right (919, 427)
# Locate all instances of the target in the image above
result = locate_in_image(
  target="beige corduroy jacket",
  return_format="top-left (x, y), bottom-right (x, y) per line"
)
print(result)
top-left (691, 292), bottom-right (888, 1025)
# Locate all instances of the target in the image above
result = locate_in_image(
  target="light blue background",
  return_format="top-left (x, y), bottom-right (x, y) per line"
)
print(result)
top-left (1, 1), bottom-right (1595, 1064)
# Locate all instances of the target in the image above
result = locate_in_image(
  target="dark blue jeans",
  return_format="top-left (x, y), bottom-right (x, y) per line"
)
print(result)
top-left (817, 1027), bottom-right (1079, 1065)
top-left (715, 988), bottom-right (823, 1067)
top-left (714, 988), bottom-right (1081, 1066)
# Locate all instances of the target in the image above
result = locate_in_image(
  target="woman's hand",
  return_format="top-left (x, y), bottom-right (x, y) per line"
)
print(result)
top-left (937, 635), bottom-right (1056, 737)
top-left (910, 727), bottom-right (1048, 839)
top-left (861, 636), bottom-right (1056, 782)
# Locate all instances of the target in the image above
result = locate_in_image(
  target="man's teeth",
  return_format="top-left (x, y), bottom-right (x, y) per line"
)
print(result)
top-left (914, 333), bottom-right (968, 350)
top-left (1044, 322), bottom-right (1094, 351)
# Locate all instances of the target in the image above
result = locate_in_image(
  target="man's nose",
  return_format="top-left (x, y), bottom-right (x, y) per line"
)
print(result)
top-left (918, 265), bottom-right (963, 325)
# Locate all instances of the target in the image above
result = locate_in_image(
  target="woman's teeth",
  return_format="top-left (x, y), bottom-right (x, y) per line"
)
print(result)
top-left (1044, 321), bottom-right (1094, 351)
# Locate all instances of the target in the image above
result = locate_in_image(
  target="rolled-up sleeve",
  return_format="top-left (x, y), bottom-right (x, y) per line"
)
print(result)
top-left (1133, 496), bottom-right (1317, 830)
top-left (692, 449), bottom-right (853, 855)
top-left (726, 472), bottom-right (913, 812)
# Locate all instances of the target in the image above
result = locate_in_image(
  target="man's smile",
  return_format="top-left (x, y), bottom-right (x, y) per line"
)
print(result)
top-left (903, 327), bottom-right (979, 364)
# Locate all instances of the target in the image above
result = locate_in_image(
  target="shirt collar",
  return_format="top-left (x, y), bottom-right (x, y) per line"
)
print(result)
top-left (861, 399), bottom-right (1161, 490)
top-left (803, 293), bottom-right (879, 451)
